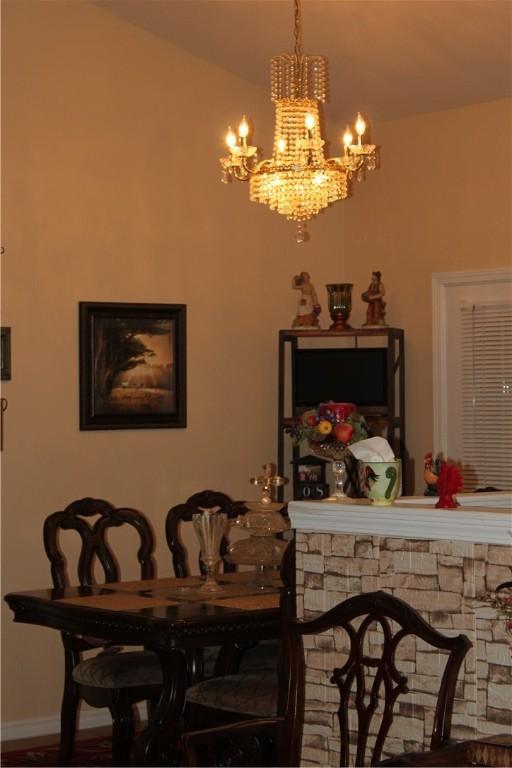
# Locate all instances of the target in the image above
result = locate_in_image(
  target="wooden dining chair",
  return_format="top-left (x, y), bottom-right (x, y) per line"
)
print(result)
top-left (181, 538), bottom-right (295, 765)
top-left (166, 489), bottom-right (282, 683)
top-left (43, 497), bottom-right (162, 767)
top-left (182, 589), bottom-right (472, 767)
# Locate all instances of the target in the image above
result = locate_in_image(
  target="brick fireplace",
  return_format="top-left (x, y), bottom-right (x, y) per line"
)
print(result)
top-left (288, 493), bottom-right (512, 766)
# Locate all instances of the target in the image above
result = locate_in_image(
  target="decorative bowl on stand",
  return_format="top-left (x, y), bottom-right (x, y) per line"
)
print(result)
top-left (287, 402), bottom-right (368, 500)
top-left (226, 501), bottom-right (290, 588)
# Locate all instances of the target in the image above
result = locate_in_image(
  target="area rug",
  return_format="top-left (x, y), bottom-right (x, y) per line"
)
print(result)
top-left (1, 737), bottom-right (111, 767)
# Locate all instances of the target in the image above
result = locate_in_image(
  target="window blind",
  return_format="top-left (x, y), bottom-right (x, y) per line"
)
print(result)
top-left (461, 301), bottom-right (512, 491)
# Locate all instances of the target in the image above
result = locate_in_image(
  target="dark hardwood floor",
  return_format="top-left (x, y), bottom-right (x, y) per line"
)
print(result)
top-left (1, 725), bottom-right (111, 753)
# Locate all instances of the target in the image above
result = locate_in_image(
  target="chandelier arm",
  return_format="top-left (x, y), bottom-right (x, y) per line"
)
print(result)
top-left (326, 157), bottom-right (358, 167)
top-left (231, 164), bottom-right (254, 181)
top-left (231, 168), bottom-right (249, 182)
top-left (230, 157), bottom-right (268, 181)
top-left (327, 156), bottom-right (363, 174)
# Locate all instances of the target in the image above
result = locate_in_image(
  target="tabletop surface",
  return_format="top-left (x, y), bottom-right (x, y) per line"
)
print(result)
top-left (5, 572), bottom-right (282, 646)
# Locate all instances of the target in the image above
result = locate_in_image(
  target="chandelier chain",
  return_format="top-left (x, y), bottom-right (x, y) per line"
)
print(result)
top-left (293, 0), bottom-right (304, 96)
top-left (294, 0), bottom-right (303, 61)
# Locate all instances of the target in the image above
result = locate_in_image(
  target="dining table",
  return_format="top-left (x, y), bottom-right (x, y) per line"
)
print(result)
top-left (4, 571), bottom-right (282, 766)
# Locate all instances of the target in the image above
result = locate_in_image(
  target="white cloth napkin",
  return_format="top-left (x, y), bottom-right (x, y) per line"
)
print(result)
top-left (348, 436), bottom-right (395, 462)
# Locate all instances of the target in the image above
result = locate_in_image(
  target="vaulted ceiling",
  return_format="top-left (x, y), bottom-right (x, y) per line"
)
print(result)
top-left (96, 0), bottom-right (511, 124)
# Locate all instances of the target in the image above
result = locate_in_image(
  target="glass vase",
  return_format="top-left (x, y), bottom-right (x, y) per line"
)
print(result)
top-left (326, 283), bottom-right (353, 330)
top-left (192, 509), bottom-right (228, 594)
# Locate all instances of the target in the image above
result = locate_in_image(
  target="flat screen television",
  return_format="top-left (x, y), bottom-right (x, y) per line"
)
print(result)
top-left (292, 348), bottom-right (388, 408)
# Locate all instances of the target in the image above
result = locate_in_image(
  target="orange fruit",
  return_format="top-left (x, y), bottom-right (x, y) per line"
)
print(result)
top-left (317, 420), bottom-right (333, 435)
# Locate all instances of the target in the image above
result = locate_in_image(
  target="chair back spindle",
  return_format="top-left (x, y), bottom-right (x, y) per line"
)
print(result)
top-left (285, 591), bottom-right (471, 767)
top-left (43, 497), bottom-right (155, 589)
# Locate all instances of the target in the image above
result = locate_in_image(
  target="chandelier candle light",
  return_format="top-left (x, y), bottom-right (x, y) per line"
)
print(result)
top-left (220, 0), bottom-right (378, 242)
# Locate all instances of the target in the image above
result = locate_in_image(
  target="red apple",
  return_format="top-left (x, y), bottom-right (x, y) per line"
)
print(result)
top-left (333, 423), bottom-right (354, 443)
top-left (301, 409), bottom-right (318, 426)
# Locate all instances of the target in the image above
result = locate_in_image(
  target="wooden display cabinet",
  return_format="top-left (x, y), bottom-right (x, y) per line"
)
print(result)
top-left (277, 328), bottom-right (406, 500)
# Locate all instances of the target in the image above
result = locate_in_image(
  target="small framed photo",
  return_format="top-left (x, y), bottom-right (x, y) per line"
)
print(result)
top-left (1, 327), bottom-right (11, 381)
top-left (291, 454), bottom-right (329, 500)
top-left (79, 302), bottom-right (186, 430)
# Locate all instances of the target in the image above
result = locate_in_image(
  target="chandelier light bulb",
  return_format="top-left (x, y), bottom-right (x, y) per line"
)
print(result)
top-left (355, 112), bottom-right (366, 137)
top-left (343, 125), bottom-right (353, 148)
top-left (305, 113), bottom-right (316, 131)
top-left (226, 127), bottom-right (237, 149)
top-left (277, 137), bottom-right (286, 153)
top-left (238, 116), bottom-right (250, 139)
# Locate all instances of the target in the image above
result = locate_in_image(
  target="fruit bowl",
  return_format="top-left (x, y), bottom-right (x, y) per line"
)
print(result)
top-left (308, 439), bottom-right (350, 462)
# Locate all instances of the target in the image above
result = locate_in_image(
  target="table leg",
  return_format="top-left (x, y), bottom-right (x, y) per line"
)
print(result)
top-left (135, 648), bottom-right (188, 767)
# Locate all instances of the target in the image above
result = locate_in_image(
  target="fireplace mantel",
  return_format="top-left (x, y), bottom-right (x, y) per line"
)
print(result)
top-left (288, 492), bottom-right (511, 545)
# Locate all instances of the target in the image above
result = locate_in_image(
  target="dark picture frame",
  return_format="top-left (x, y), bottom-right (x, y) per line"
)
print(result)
top-left (1, 327), bottom-right (11, 381)
top-left (79, 302), bottom-right (186, 430)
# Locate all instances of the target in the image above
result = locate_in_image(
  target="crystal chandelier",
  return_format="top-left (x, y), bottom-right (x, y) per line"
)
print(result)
top-left (220, 0), bottom-right (378, 242)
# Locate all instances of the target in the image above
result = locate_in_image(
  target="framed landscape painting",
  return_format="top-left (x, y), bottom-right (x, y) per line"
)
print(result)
top-left (79, 302), bottom-right (186, 430)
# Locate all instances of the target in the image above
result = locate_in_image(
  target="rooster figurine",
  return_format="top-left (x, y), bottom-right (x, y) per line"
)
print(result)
top-left (423, 452), bottom-right (442, 496)
top-left (435, 462), bottom-right (463, 509)
top-left (363, 465), bottom-right (379, 493)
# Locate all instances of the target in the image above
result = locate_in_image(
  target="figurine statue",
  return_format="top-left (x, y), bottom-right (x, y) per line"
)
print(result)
top-left (292, 272), bottom-right (321, 328)
top-left (361, 271), bottom-right (387, 327)
top-left (435, 461), bottom-right (463, 509)
top-left (423, 452), bottom-right (442, 496)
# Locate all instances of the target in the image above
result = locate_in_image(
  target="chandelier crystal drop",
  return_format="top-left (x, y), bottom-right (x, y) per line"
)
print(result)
top-left (220, 0), bottom-right (378, 242)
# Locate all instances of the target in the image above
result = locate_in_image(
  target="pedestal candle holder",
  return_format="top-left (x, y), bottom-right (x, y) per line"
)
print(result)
top-left (308, 440), bottom-right (350, 501)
